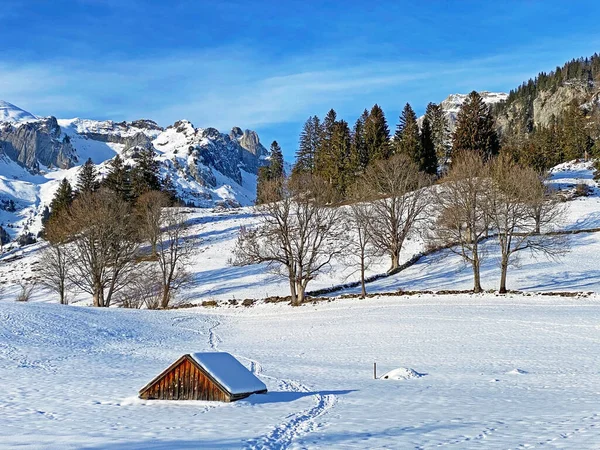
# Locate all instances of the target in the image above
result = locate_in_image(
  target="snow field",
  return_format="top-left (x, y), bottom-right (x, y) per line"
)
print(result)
top-left (1, 295), bottom-right (600, 448)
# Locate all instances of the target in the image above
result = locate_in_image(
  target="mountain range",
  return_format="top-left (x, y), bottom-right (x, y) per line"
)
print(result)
top-left (0, 102), bottom-right (272, 242)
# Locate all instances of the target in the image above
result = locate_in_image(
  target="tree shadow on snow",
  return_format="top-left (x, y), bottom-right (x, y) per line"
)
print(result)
top-left (243, 389), bottom-right (356, 405)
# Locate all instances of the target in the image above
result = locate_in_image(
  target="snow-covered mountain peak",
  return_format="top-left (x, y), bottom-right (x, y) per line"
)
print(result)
top-left (0, 100), bottom-right (38, 123)
top-left (420, 91), bottom-right (508, 132)
top-left (440, 91), bottom-right (508, 114)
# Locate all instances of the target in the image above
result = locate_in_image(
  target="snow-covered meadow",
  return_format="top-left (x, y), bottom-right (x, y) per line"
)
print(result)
top-left (2, 295), bottom-right (600, 449)
top-left (1, 161), bottom-right (600, 448)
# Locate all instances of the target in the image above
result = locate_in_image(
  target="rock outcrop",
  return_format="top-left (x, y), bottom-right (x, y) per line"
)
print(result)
top-left (0, 117), bottom-right (75, 171)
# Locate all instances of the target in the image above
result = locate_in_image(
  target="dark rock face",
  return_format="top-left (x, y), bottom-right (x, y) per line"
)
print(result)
top-left (0, 117), bottom-right (75, 171)
top-left (229, 127), bottom-right (268, 174)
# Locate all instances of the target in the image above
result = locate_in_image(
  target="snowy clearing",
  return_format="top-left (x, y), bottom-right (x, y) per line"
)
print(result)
top-left (1, 295), bottom-right (599, 449)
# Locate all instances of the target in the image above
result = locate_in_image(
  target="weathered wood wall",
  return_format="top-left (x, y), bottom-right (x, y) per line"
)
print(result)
top-left (140, 357), bottom-right (231, 402)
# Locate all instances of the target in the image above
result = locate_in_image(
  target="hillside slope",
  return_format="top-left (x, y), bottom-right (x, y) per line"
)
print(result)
top-left (1, 160), bottom-right (599, 304)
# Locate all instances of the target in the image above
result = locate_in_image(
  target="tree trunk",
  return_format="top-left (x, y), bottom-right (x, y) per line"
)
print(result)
top-left (92, 284), bottom-right (102, 307)
top-left (472, 251), bottom-right (482, 293)
top-left (288, 278), bottom-right (298, 306)
top-left (161, 285), bottom-right (171, 309)
top-left (389, 252), bottom-right (400, 273)
top-left (295, 282), bottom-right (305, 306)
top-left (499, 254), bottom-right (509, 294)
top-left (360, 259), bottom-right (366, 299)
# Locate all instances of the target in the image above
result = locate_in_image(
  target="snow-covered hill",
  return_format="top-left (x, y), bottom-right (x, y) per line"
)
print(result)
top-left (1, 160), bottom-right (599, 304)
top-left (0, 102), bottom-right (270, 242)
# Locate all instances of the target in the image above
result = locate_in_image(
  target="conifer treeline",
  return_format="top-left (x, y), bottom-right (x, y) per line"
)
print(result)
top-left (44, 148), bottom-right (178, 229)
top-left (286, 102), bottom-right (447, 197)
top-left (255, 92), bottom-right (507, 201)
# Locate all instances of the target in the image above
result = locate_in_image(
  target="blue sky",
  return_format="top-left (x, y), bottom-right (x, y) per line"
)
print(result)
top-left (1, 1), bottom-right (600, 160)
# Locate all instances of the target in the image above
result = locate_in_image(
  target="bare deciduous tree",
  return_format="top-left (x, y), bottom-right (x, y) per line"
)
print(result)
top-left (136, 190), bottom-right (171, 257)
top-left (115, 264), bottom-right (162, 309)
top-left (362, 154), bottom-right (431, 273)
top-left (488, 155), bottom-right (567, 293)
top-left (343, 185), bottom-right (376, 298)
top-left (528, 171), bottom-right (564, 235)
top-left (234, 175), bottom-right (342, 305)
top-left (61, 189), bottom-right (139, 307)
top-left (37, 218), bottom-right (71, 305)
top-left (433, 151), bottom-right (490, 293)
top-left (156, 208), bottom-right (194, 308)
top-left (15, 280), bottom-right (37, 302)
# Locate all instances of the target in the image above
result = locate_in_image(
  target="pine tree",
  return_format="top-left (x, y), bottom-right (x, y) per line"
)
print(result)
top-left (76, 158), bottom-right (99, 194)
top-left (364, 104), bottom-right (390, 161)
top-left (131, 148), bottom-right (161, 198)
top-left (294, 116), bottom-right (321, 175)
top-left (394, 103), bottom-right (423, 166)
top-left (425, 102), bottom-right (451, 165)
top-left (452, 91), bottom-right (500, 159)
top-left (49, 178), bottom-right (74, 216)
top-left (103, 154), bottom-right (132, 201)
top-left (420, 117), bottom-right (438, 175)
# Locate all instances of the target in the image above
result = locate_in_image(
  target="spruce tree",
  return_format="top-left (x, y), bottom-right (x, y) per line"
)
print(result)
top-left (420, 117), bottom-right (438, 175)
top-left (350, 109), bottom-right (369, 172)
top-left (161, 174), bottom-right (179, 205)
top-left (330, 119), bottom-right (352, 194)
top-left (364, 104), bottom-right (390, 161)
top-left (294, 116), bottom-right (320, 175)
top-left (49, 178), bottom-right (74, 216)
top-left (425, 102), bottom-right (451, 165)
top-left (315, 109), bottom-right (338, 179)
top-left (76, 158), bottom-right (99, 194)
top-left (131, 148), bottom-right (161, 198)
top-left (452, 91), bottom-right (500, 159)
top-left (103, 154), bottom-right (132, 201)
top-left (257, 141), bottom-right (286, 204)
top-left (394, 103), bottom-right (423, 166)
top-left (269, 141), bottom-right (285, 179)
top-left (560, 102), bottom-right (592, 160)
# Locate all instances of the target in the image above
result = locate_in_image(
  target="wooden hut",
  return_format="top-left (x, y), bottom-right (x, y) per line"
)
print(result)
top-left (138, 352), bottom-right (267, 402)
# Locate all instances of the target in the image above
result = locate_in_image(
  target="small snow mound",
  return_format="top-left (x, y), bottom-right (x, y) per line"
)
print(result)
top-left (507, 368), bottom-right (528, 375)
top-left (380, 367), bottom-right (425, 380)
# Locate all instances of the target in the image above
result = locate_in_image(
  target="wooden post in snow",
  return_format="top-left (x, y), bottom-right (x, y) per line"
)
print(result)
top-left (373, 362), bottom-right (377, 379)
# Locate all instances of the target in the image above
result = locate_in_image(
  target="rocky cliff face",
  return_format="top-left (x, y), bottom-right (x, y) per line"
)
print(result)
top-left (0, 117), bottom-right (76, 171)
top-left (0, 101), bottom-right (269, 189)
top-left (494, 80), bottom-right (600, 135)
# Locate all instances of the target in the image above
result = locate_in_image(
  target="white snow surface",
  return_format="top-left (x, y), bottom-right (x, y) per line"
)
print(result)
top-left (1, 161), bottom-right (600, 447)
top-left (1, 296), bottom-right (600, 448)
top-left (0, 100), bottom-right (37, 123)
top-left (190, 352), bottom-right (267, 395)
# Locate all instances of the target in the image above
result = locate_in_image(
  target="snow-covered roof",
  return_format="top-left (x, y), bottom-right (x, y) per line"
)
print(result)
top-left (190, 352), bottom-right (267, 395)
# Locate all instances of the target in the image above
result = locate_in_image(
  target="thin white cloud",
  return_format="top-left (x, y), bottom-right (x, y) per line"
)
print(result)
top-left (1, 40), bottom-right (598, 133)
